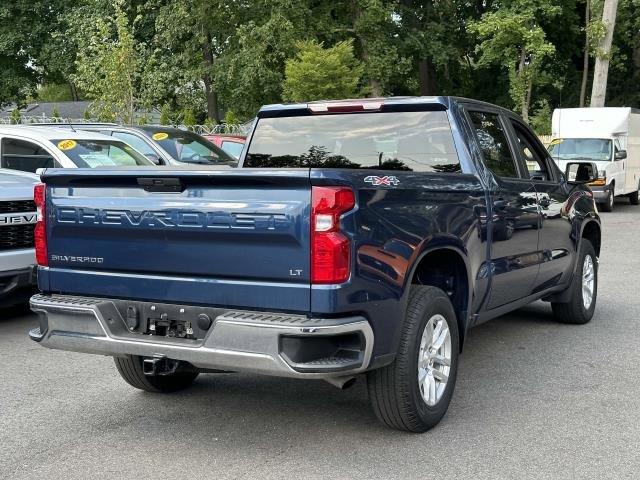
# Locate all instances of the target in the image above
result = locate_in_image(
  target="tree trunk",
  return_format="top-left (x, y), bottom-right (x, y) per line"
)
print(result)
top-left (68, 80), bottom-right (79, 102)
top-left (354, 3), bottom-right (382, 97)
top-left (524, 76), bottom-right (533, 122)
top-left (418, 59), bottom-right (438, 96)
top-left (580, 0), bottom-right (590, 107)
top-left (203, 36), bottom-right (220, 123)
top-left (518, 49), bottom-right (529, 121)
top-left (590, 0), bottom-right (619, 107)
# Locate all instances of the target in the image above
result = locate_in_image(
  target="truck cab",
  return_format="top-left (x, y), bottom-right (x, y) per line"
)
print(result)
top-left (550, 107), bottom-right (640, 211)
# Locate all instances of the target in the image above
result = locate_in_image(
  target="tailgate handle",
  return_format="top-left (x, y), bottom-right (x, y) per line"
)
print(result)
top-left (137, 177), bottom-right (183, 193)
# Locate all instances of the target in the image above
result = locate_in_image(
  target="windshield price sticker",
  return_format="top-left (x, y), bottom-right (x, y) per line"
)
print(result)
top-left (152, 132), bottom-right (169, 141)
top-left (57, 140), bottom-right (77, 151)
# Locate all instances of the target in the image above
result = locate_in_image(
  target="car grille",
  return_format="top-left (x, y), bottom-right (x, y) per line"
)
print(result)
top-left (0, 224), bottom-right (35, 251)
top-left (0, 200), bottom-right (36, 214)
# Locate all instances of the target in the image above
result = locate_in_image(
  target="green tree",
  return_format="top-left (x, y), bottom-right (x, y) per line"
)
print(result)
top-left (10, 108), bottom-right (22, 124)
top-left (159, 104), bottom-right (172, 125)
top-left (471, 2), bottom-right (561, 120)
top-left (0, 0), bottom-right (74, 106)
top-left (283, 40), bottom-right (363, 102)
top-left (214, 0), bottom-right (311, 119)
top-left (72, 0), bottom-right (144, 123)
top-left (37, 84), bottom-right (74, 102)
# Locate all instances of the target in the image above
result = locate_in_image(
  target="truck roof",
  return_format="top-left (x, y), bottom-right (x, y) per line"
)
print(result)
top-left (257, 96), bottom-right (512, 117)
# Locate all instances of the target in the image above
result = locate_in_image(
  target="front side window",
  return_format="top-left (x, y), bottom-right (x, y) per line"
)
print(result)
top-left (53, 139), bottom-right (153, 167)
top-left (468, 111), bottom-right (518, 178)
top-left (1, 138), bottom-right (57, 172)
top-left (548, 138), bottom-right (612, 162)
top-left (510, 120), bottom-right (552, 181)
top-left (244, 111), bottom-right (460, 172)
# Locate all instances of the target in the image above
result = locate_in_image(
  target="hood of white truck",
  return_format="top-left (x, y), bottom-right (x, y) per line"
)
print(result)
top-left (0, 168), bottom-right (39, 200)
top-left (553, 159), bottom-right (611, 173)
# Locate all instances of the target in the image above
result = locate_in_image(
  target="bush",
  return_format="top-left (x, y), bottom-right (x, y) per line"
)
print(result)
top-left (282, 40), bottom-right (363, 102)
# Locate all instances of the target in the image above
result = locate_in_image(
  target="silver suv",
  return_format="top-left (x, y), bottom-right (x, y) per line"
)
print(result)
top-left (0, 169), bottom-right (38, 307)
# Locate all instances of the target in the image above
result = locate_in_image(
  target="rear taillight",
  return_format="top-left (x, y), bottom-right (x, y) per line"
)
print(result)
top-left (34, 183), bottom-right (48, 266)
top-left (311, 186), bottom-right (355, 284)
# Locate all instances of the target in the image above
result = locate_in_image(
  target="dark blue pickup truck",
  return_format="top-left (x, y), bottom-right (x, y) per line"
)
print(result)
top-left (29, 97), bottom-right (601, 432)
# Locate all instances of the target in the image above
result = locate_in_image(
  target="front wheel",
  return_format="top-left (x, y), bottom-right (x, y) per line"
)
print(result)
top-left (367, 286), bottom-right (459, 432)
top-left (600, 189), bottom-right (614, 212)
top-left (551, 240), bottom-right (597, 324)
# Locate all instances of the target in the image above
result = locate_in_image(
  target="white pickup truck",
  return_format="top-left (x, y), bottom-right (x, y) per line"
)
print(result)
top-left (0, 168), bottom-right (38, 307)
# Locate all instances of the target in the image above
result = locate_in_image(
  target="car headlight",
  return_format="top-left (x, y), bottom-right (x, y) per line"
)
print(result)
top-left (599, 170), bottom-right (606, 178)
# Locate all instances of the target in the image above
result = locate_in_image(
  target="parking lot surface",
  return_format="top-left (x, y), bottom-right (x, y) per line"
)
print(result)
top-left (2, 204), bottom-right (640, 480)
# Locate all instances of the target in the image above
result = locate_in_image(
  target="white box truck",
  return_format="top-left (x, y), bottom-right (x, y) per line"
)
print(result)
top-left (550, 107), bottom-right (640, 211)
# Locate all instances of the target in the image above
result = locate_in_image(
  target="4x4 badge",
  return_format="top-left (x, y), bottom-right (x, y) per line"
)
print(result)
top-left (364, 175), bottom-right (400, 186)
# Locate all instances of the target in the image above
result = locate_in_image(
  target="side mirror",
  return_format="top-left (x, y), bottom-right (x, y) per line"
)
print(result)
top-left (565, 162), bottom-right (598, 184)
top-left (144, 154), bottom-right (162, 165)
top-left (615, 149), bottom-right (627, 160)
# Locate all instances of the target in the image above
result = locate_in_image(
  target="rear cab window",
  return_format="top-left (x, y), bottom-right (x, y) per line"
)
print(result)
top-left (244, 110), bottom-right (460, 172)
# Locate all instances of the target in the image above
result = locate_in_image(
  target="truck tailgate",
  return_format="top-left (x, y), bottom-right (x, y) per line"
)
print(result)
top-left (40, 168), bottom-right (311, 311)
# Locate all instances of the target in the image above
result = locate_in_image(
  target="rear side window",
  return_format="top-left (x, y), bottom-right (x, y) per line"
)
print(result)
top-left (468, 111), bottom-right (518, 178)
top-left (112, 131), bottom-right (156, 156)
top-left (244, 111), bottom-right (460, 172)
top-left (221, 141), bottom-right (244, 159)
top-left (1, 138), bottom-right (57, 172)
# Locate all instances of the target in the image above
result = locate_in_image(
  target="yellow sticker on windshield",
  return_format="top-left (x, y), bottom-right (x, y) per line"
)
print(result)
top-left (152, 132), bottom-right (168, 141)
top-left (549, 138), bottom-right (563, 146)
top-left (57, 140), bottom-right (77, 151)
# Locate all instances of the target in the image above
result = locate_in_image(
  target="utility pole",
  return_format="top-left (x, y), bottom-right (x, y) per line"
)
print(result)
top-left (590, 0), bottom-right (619, 107)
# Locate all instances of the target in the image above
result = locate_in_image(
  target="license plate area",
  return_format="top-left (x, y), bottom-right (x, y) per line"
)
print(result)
top-left (110, 301), bottom-right (219, 340)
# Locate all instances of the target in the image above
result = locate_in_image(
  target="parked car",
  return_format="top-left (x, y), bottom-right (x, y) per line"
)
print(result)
top-left (549, 107), bottom-right (640, 211)
top-left (43, 124), bottom-right (237, 167)
top-left (204, 134), bottom-right (246, 159)
top-left (0, 168), bottom-right (38, 307)
top-left (29, 97), bottom-right (601, 433)
top-left (0, 126), bottom-right (154, 172)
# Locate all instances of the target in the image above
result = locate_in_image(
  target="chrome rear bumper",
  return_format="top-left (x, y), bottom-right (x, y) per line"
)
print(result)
top-left (29, 294), bottom-right (374, 379)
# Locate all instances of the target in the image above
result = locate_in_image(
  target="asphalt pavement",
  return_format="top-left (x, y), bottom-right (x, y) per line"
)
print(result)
top-left (2, 203), bottom-right (640, 479)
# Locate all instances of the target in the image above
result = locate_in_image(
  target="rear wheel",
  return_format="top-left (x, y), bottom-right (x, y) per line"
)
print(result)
top-left (367, 286), bottom-right (459, 432)
top-left (629, 189), bottom-right (639, 205)
top-left (551, 240), bottom-right (597, 324)
top-left (114, 355), bottom-right (199, 393)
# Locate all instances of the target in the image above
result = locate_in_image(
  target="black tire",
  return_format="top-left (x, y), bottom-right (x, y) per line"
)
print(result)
top-left (551, 240), bottom-right (597, 324)
top-left (367, 286), bottom-right (459, 432)
top-left (629, 189), bottom-right (639, 205)
top-left (114, 355), bottom-right (199, 393)
top-left (600, 189), bottom-right (614, 212)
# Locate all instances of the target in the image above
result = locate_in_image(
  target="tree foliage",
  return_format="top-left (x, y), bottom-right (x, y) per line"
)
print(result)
top-left (3, 0), bottom-right (639, 130)
top-left (72, 0), bottom-right (144, 122)
top-left (283, 40), bottom-right (363, 102)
